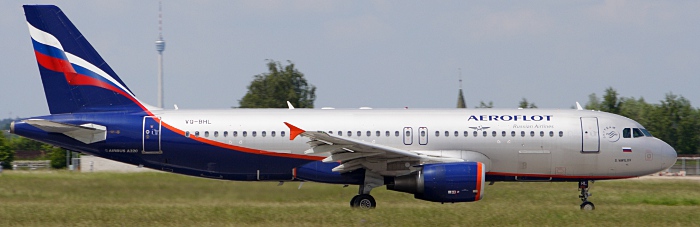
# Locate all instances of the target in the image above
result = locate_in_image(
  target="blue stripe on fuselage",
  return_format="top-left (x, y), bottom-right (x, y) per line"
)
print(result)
top-left (13, 112), bottom-right (355, 183)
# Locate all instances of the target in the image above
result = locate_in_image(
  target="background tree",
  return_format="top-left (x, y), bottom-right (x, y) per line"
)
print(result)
top-left (239, 60), bottom-right (316, 108)
top-left (518, 98), bottom-right (537, 108)
top-left (618, 97), bottom-right (653, 127)
top-left (645, 94), bottom-right (699, 154)
top-left (0, 134), bottom-right (13, 169)
top-left (601, 87), bottom-right (621, 114)
top-left (585, 87), bottom-right (622, 113)
top-left (43, 144), bottom-right (66, 169)
top-left (10, 136), bottom-right (44, 151)
top-left (477, 101), bottom-right (493, 108)
top-left (585, 93), bottom-right (601, 110)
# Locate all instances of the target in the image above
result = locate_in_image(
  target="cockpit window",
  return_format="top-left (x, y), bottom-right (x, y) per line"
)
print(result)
top-left (624, 128), bottom-right (653, 138)
top-left (632, 128), bottom-right (644, 138)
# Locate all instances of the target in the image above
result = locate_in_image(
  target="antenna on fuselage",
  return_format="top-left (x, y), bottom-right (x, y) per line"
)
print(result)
top-left (575, 102), bottom-right (584, 110)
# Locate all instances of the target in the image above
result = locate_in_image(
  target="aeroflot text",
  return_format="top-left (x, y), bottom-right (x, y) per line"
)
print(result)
top-left (467, 115), bottom-right (553, 121)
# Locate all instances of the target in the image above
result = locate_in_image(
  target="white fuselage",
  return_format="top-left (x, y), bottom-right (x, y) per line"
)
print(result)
top-left (155, 108), bottom-right (676, 179)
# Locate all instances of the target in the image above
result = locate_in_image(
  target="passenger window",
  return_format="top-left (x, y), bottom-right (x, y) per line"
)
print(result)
top-left (473, 131), bottom-right (478, 137)
top-left (483, 131), bottom-right (487, 137)
top-left (224, 131), bottom-right (228, 137)
top-left (435, 131), bottom-right (440, 137)
top-left (549, 131), bottom-right (554, 137)
top-left (511, 131), bottom-right (515, 137)
top-left (633, 128), bottom-right (644, 138)
top-left (262, 131), bottom-right (266, 137)
top-left (502, 131), bottom-right (506, 137)
top-left (386, 131), bottom-right (390, 137)
top-left (464, 131), bottom-right (468, 137)
top-left (395, 131), bottom-right (399, 137)
top-left (338, 131), bottom-right (343, 136)
top-left (357, 131), bottom-right (361, 137)
top-left (492, 131), bottom-right (496, 137)
top-left (281, 131), bottom-right (286, 137)
top-left (445, 131), bottom-right (449, 137)
top-left (242, 131), bottom-right (247, 137)
top-left (271, 131), bottom-right (276, 137)
top-left (185, 131), bottom-right (190, 137)
top-left (623, 128), bottom-right (631, 138)
top-left (376, 131), bottom-right (380, 137)
top-left (539, 131), bottom-right (544, 137)
top-left (348, 131), bottom-right (352, 137)
top-left (252, 131), bottom-right (257, 137)
top-left (233, 131), bottom-right (238, 137)
top-left (521, 131), bottom-right (525, 137)
top-left (530, 131), bottom-right (535, 137)
top-left (328, 131), bottom-right (333, 135)
top-left (214, 131), bottom-right (219, 137)
top-left (205, 131), bottom-right (209, 137)
top-left (454, 131), bottom-right (458, 137)
top-left (559, 131), bottom-right (563, 137)
top-left (195, 131), bottom-right (200, 137)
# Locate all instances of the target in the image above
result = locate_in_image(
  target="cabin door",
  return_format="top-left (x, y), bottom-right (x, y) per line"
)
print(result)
top-left (142, 116), bottom-right (162, 154)
top-left (580, 117), bottom-right (600, 153)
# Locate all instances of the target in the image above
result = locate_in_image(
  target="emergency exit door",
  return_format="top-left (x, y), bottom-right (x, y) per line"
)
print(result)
top-left (403, 127), bottom-right (413, 145)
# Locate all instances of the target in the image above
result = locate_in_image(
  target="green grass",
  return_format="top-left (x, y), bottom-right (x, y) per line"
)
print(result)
top-left (0, 171), bottom-right (699, 226)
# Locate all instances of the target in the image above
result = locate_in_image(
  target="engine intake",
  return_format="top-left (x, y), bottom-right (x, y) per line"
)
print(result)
top-left (386, 162), bottom-right (485, 203)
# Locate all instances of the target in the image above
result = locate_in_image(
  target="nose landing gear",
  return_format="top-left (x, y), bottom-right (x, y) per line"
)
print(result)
top-left (578, 180), bottom-right (595, 210)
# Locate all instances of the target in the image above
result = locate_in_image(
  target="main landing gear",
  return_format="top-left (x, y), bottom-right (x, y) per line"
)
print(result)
top-left (350, 171), bottom-right (383, 209)
top-left (578, 180), bottom-right (595, 210)
top-left (350, 194), bottom-right (376, 209)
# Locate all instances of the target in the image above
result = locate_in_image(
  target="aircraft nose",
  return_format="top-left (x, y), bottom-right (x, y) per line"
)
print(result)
top-left (657, 140), bottom-right (677, 170)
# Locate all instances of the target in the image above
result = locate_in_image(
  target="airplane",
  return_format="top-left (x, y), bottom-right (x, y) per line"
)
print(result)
top-left (12, 5), bottom-right (677, 210)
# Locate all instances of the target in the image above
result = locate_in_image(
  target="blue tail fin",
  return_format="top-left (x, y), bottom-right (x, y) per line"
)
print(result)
top-left (23, 5), bottom-right (149, 114)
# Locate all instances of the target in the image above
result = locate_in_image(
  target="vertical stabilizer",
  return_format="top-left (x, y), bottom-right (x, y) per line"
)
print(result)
top-left (24, 5), bottom-right (148, 114)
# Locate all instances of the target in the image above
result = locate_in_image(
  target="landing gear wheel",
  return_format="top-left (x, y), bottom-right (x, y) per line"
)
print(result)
top-left (578, 180), bottom-right (594, 211)
top-left (350, 194), bottom-right (376, 209)
top-left (580, 201), bottom-right (595, 210)
top-left (350, 195), bottom-right (360, 207)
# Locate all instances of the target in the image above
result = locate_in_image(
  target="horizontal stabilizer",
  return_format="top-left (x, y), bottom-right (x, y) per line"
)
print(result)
top-left (23, 119), bottom-right (106, 144)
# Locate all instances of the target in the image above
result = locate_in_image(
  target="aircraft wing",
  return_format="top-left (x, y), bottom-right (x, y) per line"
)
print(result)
top-left (285, 122), bottom-right (462, 174)
top-left (23, 119), bottom-right (107, 144)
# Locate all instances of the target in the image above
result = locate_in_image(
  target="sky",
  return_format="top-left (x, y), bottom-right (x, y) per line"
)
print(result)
top-left (1, 1), bottom-right (699, 118)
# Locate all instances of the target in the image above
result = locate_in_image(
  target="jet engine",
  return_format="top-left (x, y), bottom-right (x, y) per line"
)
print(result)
top-left (386, 162), bottom-right (485, 203)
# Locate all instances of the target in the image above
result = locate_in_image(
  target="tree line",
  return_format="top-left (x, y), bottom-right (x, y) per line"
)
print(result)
top-left (477, 87), bottom-right (700, 154)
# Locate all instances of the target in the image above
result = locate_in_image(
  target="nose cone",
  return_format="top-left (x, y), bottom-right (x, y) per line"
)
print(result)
top-left (658, 140), bottom-right (677, 170)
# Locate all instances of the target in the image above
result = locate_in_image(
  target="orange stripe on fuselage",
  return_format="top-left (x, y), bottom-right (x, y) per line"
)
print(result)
top-left (159, 121), bottom-right (323, 161)
top-left (475, 162), bottom-right (483, 201)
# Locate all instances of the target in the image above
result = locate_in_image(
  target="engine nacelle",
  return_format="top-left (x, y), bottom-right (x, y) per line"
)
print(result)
top-left (386, 162), bottom-right (485, 203)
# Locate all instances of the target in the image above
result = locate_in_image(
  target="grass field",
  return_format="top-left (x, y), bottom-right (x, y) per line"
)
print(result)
top-left (0, 171), bottom-right (699, 226)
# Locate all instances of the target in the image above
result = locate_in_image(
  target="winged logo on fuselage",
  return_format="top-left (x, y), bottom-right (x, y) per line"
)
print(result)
top-left (469, 126), bottom-right (490, 131)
